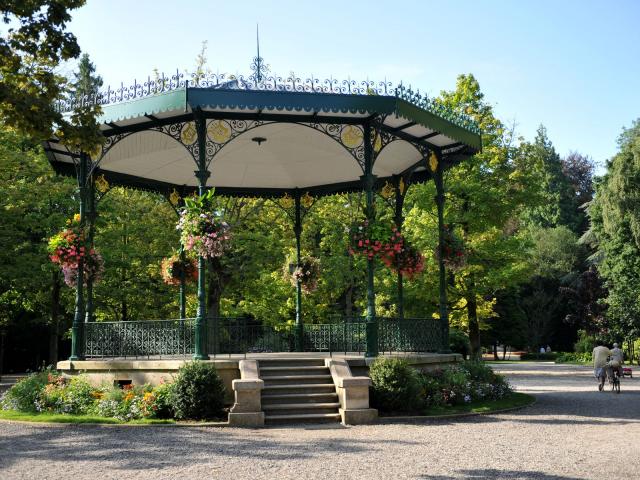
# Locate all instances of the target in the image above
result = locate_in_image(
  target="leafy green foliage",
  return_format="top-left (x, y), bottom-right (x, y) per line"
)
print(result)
top-left (589, 119), bottom-right (640, 341)
top-left (0, 370), bottom-right (50, 412)
top-left (449, 329), bottom-right (471, 359)
top-left (170, 362), bottom-right (225, 420)
top-left (369, 357), bottom-right (421, 412)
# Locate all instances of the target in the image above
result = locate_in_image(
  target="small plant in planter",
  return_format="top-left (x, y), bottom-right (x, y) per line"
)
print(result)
top-left (177, 189), bottom-right (231, 259)
top-left (160, 253), bottom-right (198, 286)
top-left (434, 224), bottom-right (466, 269)
top-left (284, 256), bottom-right (321, 293)
top-left (48, 215), bottom-right (104, 287)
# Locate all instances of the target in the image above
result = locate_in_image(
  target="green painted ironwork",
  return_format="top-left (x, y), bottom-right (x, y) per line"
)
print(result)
top-left (363, 123), bottom-right (378, 357)
top-left (82, 317), bottom-right (443, 358)
top-left (70, 152), bottom-right (88, 361)
top-left (85, 319), bottom-right (196, 358)
top-left (294, 191), bottom-right (304, 352)
top-left (84, 175), bottom-right (96, 324)
top-left (193, 110), bottom-right (209, 360)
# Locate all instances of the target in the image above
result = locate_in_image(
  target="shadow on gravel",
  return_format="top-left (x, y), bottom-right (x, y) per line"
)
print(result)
top-left (0, 425), bottom-right (420, 470)
top-left (420, 469), bottom-right (584, 479)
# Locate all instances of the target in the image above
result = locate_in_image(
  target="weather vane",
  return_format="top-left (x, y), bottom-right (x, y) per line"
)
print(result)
top-left (249, 24), bottom-right (270, 84)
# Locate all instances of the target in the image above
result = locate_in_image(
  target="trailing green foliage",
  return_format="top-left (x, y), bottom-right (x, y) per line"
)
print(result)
top-left (170, 362), bottom-right (225, 420)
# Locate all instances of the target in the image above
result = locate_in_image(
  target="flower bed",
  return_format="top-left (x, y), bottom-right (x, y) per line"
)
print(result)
top-left (370, 358), bottom-right (513, 414)
top-left (0, 362), bottom-right (226, 423)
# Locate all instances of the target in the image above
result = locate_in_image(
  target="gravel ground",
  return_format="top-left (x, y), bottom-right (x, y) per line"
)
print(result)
top-left (0, 362), bottom-right (638, 480)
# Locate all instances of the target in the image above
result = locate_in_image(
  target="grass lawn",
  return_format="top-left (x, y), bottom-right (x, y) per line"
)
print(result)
top-left (421, 392), bottom-right (535, 416)
top-left (0, 410), bottom-right (175, 425)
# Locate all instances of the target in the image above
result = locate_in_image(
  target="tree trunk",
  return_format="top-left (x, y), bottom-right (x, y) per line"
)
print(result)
top-left (122, 300), bottom-right (128, 322)
top-left (493, 342), bottom-right (499, 361)
top-left (0, 330), bottom-right (5, 381)
top-left (466, 278), bottom-right (481, 359)
top-left (48, 270), bottom-right (61, 365)
top-left (207, 258), bottom-right (225, 320)
top-left (502, 344), bottom-right (507, 360)
top-left (345, 284), bottom-right (353, 318)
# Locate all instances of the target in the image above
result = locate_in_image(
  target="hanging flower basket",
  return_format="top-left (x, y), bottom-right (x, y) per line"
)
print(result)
top-left (382, 243), bottom-right (425, 279)
top-left (48, 215), bottom-right (104, 287)
top-left (61, 250), bottom-right (104, 288)
top-left (160, 254), bottom-right (198, 286)
top-left (177, 190), bottom-right (231, 259)
top-left (349, 220), bottom-right (403, 260)
top-left (284, 256), bottom-right (321, 294)
top-left (434, 225), bottom-right (466, 269)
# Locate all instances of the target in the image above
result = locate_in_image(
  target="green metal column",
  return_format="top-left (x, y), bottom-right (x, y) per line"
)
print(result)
top-left (294, 190), bottom-right (304, 352)
top-left (362, 123), bottom-right (378, 357)
top-left (433, 152), bottom-right (450, 352)
top-left (70, 152), bottom-right (88, 361)
top-left (179, 246), bottom-right (187, 320)
top-left (393, 177), bottom-right (405, 320)
top-left (193, 111), bottom-right (209, 360)
top-left (84, 175), bottom-right (96, 324)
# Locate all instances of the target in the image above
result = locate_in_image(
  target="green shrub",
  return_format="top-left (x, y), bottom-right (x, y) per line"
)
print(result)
top-left (0, 370), bottom-right (51, 412)
top-left (574, 330), bottom-right (596, 354)
top-left (369, 358), bottom-right (422, 413)
top-left (449, 329), bottom-right (471, 359)
top-left (150, 382), bottom-right (175, 419)
top-left (555, 352), bottom-right (592, 363)
top-left (37, 376), bottom-right (95, 415)
top-left (171, 361), bottom-right (225, 420)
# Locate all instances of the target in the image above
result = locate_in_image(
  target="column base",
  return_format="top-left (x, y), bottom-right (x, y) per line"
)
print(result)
top-left (228, 412), bottom-right (265, 427)
top-left (339, 408), bottom-right (378, 425)
top-left (192, 354), bottom-right (210, 361)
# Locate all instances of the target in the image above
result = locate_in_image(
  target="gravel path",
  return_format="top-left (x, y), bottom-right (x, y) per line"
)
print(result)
top-left (1, 362), bottom-right (638, 480)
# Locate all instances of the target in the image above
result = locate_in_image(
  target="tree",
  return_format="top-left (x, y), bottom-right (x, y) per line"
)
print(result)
top-left (589, 119), bottom-right (640, 342)
top-left (431, 74), bottom-right (545, 357)
top-left (0, 125), bottom-right (77, 367)
top-left (0, 1), bottom-right (85, 140)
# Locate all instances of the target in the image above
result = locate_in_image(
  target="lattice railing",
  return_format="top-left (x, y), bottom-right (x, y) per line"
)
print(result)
top-left (82, 317), bottom-right (445, 358)
top-left (84, 319), bottom-right (196, 358)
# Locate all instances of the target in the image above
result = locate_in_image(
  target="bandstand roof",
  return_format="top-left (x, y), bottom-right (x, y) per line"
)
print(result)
top-left (44, 74), bottom-right (482, 198)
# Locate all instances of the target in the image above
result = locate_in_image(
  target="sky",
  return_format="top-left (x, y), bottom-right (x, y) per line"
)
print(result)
top-left (68, 0), bottom-right (640, 170)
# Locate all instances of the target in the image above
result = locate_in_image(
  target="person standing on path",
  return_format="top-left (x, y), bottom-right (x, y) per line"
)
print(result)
top-left (593, 341), bottom-right (611, 391)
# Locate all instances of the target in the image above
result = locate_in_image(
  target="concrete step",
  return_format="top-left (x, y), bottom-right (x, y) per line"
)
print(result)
top-left (265, 412), bottom-right (341, 424)
top-left (261, 392), bottom-right (338, 405)
top-left (263, 402), bottom-right (340, 416)
top-left (259, 359), bottom-right (326, 368)
top-left (262, 384), bottom-right (336, 395)
top-left (262, 374), bottom-right (333, 385)
top-left (260, 366), bottom-right (329, 376)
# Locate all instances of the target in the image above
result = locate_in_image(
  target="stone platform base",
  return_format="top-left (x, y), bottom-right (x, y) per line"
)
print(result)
top-left (57, 353), bottom-right (462, 408)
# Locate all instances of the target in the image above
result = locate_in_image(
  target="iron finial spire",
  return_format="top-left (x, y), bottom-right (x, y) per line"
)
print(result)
top-left (250, 23), bottom-right (269, 85)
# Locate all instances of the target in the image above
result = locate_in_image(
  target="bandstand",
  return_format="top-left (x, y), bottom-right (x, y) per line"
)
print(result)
top-left (43, 69), bottom-right (481, 367)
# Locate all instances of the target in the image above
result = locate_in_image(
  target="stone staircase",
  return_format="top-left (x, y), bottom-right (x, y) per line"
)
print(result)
top-left (259, 359), bottom-right (341, 424)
